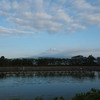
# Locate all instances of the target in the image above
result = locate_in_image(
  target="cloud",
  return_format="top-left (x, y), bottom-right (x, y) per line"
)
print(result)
top-left (79, 13), bottom-right (100, 26)
top-left (0, 0), bottom-right (100, 36)
top-left (0, 0), bottom-right (11, 11)
top-left (53, 9), bottom-right (74, 23)
top-left (68, 0), bottom-right (100, 12)
top-left (0, 26), bottom-right (34, 37)
top-left (70, 0), bottom-right (95, 10)
top-left (0, 11), bottom-right (9, 16)
top-left (12, 0), bottom-right (19, 9)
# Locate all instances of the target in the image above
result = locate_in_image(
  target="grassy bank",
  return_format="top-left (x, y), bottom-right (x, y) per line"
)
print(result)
top-left (9, 89), bottom-right (100, 100)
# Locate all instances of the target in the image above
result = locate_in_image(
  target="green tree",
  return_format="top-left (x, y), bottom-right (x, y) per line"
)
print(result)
top-left (87, 55), bottom-right (95, 65)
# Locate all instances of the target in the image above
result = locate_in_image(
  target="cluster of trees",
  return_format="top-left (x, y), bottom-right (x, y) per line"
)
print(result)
top-left (0, 55), bottom-right (100, 67)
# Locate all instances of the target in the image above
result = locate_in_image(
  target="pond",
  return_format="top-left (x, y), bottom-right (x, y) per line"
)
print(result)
top-left (0, 71), bottom-right (100, 100)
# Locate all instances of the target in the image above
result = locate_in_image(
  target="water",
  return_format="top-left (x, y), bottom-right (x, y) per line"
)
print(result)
top-left (0, 71), bottom-right (100, 100)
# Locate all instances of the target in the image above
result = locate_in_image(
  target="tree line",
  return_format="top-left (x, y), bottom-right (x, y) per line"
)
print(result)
top-left (0, 55), bottom-right (100, 67)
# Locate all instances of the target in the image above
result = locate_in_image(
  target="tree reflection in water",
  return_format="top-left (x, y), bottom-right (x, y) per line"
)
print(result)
top-left (0, 71), bottom-right (97, 79)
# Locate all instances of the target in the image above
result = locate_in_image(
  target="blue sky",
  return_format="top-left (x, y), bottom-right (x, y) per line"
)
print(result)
top-left (0, 0), bottom-right (100, 58)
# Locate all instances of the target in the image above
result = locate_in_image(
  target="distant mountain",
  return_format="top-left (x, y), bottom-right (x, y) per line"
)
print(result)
top-left (29, 55), bottom-right (71, 59)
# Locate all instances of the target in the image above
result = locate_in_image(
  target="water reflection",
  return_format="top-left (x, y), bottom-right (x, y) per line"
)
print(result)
top-left (98, 72), bottom-right (100, 78)
top-left (0, 71), bottom-right (100, 100)
top-left (0, 71), bottom-right (97, 79)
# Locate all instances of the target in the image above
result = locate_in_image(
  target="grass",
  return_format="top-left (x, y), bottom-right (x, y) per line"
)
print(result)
top-left (72, 88), bottom-right (100, 100)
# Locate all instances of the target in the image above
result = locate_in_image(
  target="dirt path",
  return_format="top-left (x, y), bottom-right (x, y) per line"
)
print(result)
top-left (0, 66), bottom-right (100, 72)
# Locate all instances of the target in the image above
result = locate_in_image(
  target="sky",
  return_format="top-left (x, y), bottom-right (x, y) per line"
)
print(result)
top-left (0, 0), bottom-right (100, 58)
